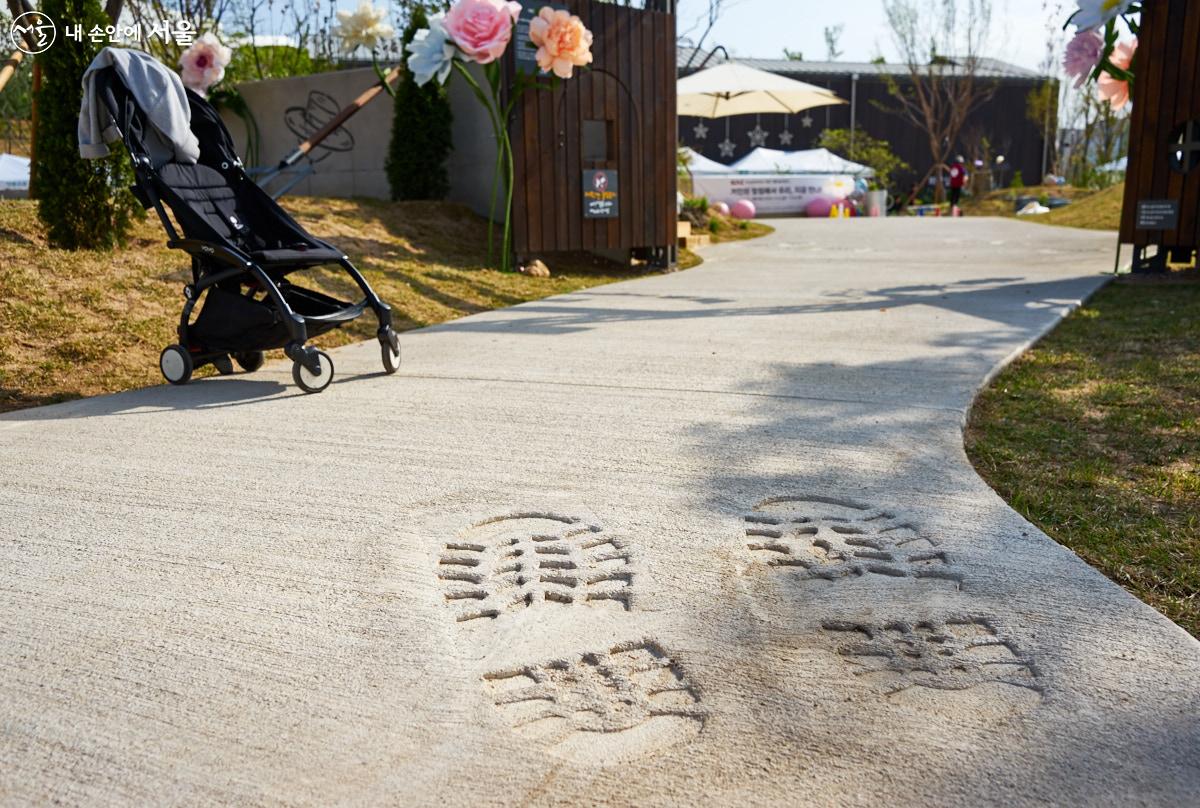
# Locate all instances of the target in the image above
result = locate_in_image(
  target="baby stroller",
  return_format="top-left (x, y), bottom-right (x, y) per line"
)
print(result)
top-left (93, 67), bottom-right (401, 394)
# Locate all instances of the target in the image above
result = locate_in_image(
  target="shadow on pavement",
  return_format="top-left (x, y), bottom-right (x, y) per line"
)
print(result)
top-left (0, 377), bottom-right (291, 423)
top-left (426, 276), bottom-right (1102, 336)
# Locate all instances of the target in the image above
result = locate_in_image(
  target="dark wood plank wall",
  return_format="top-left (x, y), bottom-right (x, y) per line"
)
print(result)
top-left (510, 0), bottom-right (676, 256)
top-left (1120, 0), bottom-right (1200, 247)
top-left (679, 74), bottom-right (1049, 192)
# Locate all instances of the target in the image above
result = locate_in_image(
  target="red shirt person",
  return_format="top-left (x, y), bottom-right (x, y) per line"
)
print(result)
top-left (948, 156), bottom-right (968, 210)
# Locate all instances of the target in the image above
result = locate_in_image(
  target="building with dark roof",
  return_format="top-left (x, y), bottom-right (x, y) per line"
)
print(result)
top-left (678, 49), bottom-right (1055, 193)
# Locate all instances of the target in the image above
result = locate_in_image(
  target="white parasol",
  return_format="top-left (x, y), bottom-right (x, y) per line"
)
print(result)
top-left (677, 62), bottom-right (846, 118)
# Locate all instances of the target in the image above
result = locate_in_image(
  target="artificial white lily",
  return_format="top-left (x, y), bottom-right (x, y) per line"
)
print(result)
top-left (406, 13), bottom-right (456, 87)
top-left (1070, 0), bottom-right (1137, 31)
top-left (335, 1), bottom-right (396, 53)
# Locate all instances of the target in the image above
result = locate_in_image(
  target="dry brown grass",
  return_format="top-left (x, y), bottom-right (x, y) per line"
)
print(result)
top-left (0, 197), bottom-right (697, 412)
top-left (962, 182), bottom-right (1125, 231)
top-left (1, 120), bottom-right (32, 157)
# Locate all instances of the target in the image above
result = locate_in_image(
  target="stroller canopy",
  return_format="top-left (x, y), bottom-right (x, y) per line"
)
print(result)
top-left (95, 66), bottom-right (340, 265)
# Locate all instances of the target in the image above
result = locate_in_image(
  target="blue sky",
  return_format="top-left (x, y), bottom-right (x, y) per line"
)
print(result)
top-left (674, 0), bottom-right (1069, 73)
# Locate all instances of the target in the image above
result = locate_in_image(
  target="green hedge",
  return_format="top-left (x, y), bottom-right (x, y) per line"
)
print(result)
top-left (385, 7), bottom-right (452, 201)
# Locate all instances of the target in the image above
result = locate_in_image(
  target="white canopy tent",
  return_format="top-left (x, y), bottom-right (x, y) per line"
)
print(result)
top-left (687, 147), bottom-right (871, 216)
top-left (731, 147), bottom-right (873, 177)
top-left (680, 147), bottom-right (736, 174)
top-left (677, 62), bottom-right (845, 118)
top-left (0, 153), bottom-right (30, 193)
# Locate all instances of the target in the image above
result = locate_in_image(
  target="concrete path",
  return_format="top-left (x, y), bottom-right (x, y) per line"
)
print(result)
top-left (2, 218), bottom-right (1197, 806)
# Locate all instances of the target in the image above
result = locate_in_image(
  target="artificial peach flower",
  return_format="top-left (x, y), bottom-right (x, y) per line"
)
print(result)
top-left (528, 7), bottom-right (593, 79)
top-left (178, 33), bottom-right (232, 95)
top-left (1097, 37), bottom-right (1136, 110)
top-left (443, 0), bottom-right (521, 65)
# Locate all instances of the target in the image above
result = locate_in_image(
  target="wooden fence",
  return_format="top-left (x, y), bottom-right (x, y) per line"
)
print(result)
top-left (508, 0), bottom-right (677, 266)
top-left (1119, 0), bottom-right (1200, 268)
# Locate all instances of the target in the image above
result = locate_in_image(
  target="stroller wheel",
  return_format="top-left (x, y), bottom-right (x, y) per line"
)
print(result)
top-left (292, 350), bottom-right (334, 394)
top-left (160, 345), bottom-right (193, 385)
top-left (381, 336), bottom-right (401, 375)
top-left (213, 355), bottom-right (235, 375)
top-left (233, 351), bottom-right (265, 373)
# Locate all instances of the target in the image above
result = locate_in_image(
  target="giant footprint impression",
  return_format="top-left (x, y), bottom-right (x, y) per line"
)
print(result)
top-left (438, 499), bottom-right (1044, 765)
top-left (743, 495), bottom-right (962, 586)
top-left (436, 510), bottom-right (705, 765)
top-left (742, 496), bottom-right (1044, 709)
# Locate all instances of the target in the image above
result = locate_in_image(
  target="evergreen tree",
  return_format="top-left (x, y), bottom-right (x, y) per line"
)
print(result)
top-left (386, 6), bottom-right (453, 201)
top-left (33, 0), bottom-right (138, 249)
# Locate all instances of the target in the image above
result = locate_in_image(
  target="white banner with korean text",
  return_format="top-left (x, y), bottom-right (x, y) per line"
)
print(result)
top-left (690, 174), bottom-right (856, 215)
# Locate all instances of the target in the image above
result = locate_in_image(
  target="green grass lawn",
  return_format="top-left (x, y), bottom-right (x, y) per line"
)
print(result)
top-left (966, 278), bottom-right (1200, 637)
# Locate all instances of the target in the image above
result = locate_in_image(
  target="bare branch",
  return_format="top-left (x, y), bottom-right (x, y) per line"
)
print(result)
top-left (679, 0), bottom-right (750, 68)
top-left (879, 0), bottom-right (997, 202)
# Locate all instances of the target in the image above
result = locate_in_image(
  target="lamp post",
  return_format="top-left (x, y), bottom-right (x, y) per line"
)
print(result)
top-left (849, 72), bottom-right (859, 156)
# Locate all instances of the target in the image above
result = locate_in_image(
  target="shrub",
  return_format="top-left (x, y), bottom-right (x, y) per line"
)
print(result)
top-left (225, 43), bottom-right (333, 83)
top-left (679, 195), bottom-right (709, 230)
top-left (676, 144), bottom-right (692, 173)
top-left (32, 0), bottom-right (138, 249)
top-left (1010, 169), bottom-right (1025, 189)
top-left (386, 7), bottom-right (453, 201)
top-left (818, 127), bottom-right (910, 192)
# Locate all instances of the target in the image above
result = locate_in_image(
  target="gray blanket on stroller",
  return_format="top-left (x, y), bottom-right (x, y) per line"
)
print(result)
top-left (78, 47), bottom-right (200, 165)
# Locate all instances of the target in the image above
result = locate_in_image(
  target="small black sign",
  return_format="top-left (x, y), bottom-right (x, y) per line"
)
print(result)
top-left (1136, 199), bottom-right (1180, 230)
top-left (514, 3), bottom-right (568, 73)
top-left (583, 170), bottom-right (619, 219)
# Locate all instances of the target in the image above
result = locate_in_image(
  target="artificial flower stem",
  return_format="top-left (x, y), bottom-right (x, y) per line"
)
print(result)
top-left (488, 128), bottom-right (504, 265)
top-left (485, 62), bottom-right (514, 271)
top-left (500, 97), bottom-right (519, 274)
top-left (373, 56), bottom-right (397, 98)
top-left (453, 60), bottom-right (510, 269)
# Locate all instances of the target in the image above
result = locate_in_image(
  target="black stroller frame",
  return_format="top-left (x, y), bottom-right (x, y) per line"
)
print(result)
top-left (95, 67), bottom-right (401, 393)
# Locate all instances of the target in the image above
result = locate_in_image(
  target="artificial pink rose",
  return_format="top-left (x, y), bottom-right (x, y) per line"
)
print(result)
top-left (1097, 38), bottom-right (1136, 110)
top-left (528, 7), bottom-right (593, 79)
top-left (443, 0), bottom-right (520, 64)
top-left (179, 33), bottom-right (232, 95)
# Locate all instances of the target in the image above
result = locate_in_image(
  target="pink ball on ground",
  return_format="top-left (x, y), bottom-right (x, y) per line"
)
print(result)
top-left (730, 199), bottom-right (756, 219)
top-left (805, 196), bottom-right (835, 218)
top-left (714, 201), bottom-right (731, 216)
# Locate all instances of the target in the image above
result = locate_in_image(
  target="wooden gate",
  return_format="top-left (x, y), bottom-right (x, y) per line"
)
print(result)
top-left (508, 0), bottom-right (677, 267)
top-left (1119, 0), bottom-right (1200, 270)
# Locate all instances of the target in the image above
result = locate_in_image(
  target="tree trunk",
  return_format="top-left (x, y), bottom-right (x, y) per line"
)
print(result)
top-left (29, 58), bottom-right (39, 197)
top-left (930, 135), bottom-right (945, 203)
